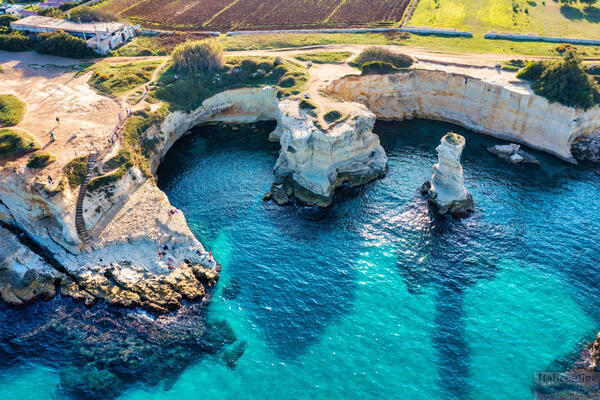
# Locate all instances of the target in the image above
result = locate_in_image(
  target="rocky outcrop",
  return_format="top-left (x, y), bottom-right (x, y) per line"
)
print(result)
top-left (0, 225), bottom-right (61, 306)
top-left (421, 133), bottom-right (474, 217)
top-left (486, 143), bottom-right (540, 165)
top-left (0, 85), bottom-right (387, 311)
top-left (272, 100), bottom-right (387, 207)
top-left (324, 69), bottom-right (600, 163)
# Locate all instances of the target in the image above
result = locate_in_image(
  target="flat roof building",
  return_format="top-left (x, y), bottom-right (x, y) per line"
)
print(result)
top-left (10, 16), bottom-right (138, 54)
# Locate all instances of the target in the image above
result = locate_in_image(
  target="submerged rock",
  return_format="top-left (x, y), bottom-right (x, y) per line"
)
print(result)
top-left (421, 133), bottom-right (474, 218)
top-left (486, 143), bottom-right (540, 165)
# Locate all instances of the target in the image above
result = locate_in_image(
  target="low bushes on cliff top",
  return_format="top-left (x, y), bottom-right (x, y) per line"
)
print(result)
top-left (361, 61), bottom-right (398, 75)
top-left (63, 156), bottom-right (88, 187)
top-left (153, 56), bottom-right (308, 112)
top-left (517, 51), bottom-right (600, 110)
top-left (172, 39), bottom-right (224, 72)
top-left (0, 33), bottom-right (33, 52)
top-left (351, 46), bottom-right (414, 69)
top-left (27, 151), bottom-right (56, 169)
top-left (35, 30), bottom-right (96, 59)
top-left (293, 51), bottom-right (353, 64)
top-left (0, 129), bottom-right (39, 157)
top-left (0, 94), bottom-right (25, 127)
top-left (89, 60), bottom-right (162, 95)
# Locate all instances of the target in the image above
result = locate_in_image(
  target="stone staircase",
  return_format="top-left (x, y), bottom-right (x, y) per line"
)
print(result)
top-left (75, 152), bottom-right (97, 247)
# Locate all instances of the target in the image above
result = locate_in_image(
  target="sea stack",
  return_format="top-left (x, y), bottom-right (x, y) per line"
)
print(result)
top-left (421, 132), bottom-right (474, 217)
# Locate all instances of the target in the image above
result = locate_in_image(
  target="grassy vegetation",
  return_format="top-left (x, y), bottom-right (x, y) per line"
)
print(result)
top-left (152, 56), bottom-right (308, 112)
top-left (113, 104), bottom-right (170, 179)
top-left (0, 94), bottom-right (25, 127)
top-left (351, 46), bottom-right (414, 68)
top-left (218, 32), bottom-right (600, 58)
top-left (409, 0), bottom-right (600, 39)
top-left (299, 99), bottom-right (318, 110)
top-left (110, 33), bottom-right (213, 57)
top-left (63, 156), bottom-right (88, 187)
top-left (88, 61), bottom-right (162, 95)
top-left (172, 39), bottom-right (224, 72)
top-left (88, 148), bottom-right (133, 192)
top-left (324, 110), bottom-right (342, 123)
top-left (27, 151), bottom-right (56, 169)
top-left (361, 61), bottom-right (402, 75)
top-left (517, 50), bottom-right (600, 109)
top-left (0, 129), bottom-right (39, 157)
top-left (500, 59), bottom-right (527, 71)
top-left (293, 51), bottom-right (353, 64)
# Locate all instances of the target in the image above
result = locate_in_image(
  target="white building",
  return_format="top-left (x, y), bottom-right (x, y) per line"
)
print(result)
top-left (0, 4), bottom-right (25, 16)
top-left (10, 16), bottom-right (138, 54)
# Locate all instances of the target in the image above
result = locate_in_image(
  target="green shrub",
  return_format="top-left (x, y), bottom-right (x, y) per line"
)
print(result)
top-left (172, 40), bottom-right (224, 72)
top-left (299, 99), bottom-right (317, 110)
top-left (278, 75), bottom-right (296, 87)
top-left (0, 15), bottom-right (18, 30)
top-left (87, 167), bottom-right (128, 192)
top-left (58, 2), bottom-right (78, 11)
top-left (0, 33), bottom-right (33, 52)
top-left (27, 151), bottom-right (55, 169)
top-left (153, 56), bottom-right (307, 112)
top-left (0, 94), bottom-right (25, 127)
top-left (0, 129), bottom-right (39, 157)
top-left (516, 60), bottom-right (547, 81)
top-left (36, 30), bottom-right (96, 59)
top-left (353, 47), bottom-right (414, 69)
top-left (69, 7), bottom-right (117, 22)
top-left (361, 61), bottom-right (397, 75)
top-left (63, 156), bottom-right (88, 187)
top-left (519, 51), bottom-right (600, 110)
top-left (324, 110), bottom-right (342, 123)
top-left (38, 7), bottom-right (64, 17)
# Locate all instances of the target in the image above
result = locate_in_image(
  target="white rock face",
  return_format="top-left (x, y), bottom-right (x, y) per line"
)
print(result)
top-left (0, 85), bottom-right (387, 309)
top-left (273, 100), bottom-right (387, 206)
top-left (422, 133), bottom-right (474, 217)
top-left (325, 69), bottom-right (600, 163)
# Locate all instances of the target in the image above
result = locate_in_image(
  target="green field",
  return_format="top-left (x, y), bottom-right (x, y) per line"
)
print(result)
top-left (216, 32), bottom-right (600, 58)
top-left (409, 0), bottom-right (600, 39)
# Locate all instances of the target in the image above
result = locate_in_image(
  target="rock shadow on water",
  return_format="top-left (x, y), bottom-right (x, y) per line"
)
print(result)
top-left (0, 298), bottom-right (240, 400)
top-left (395, 194), bottom-right (524, 399)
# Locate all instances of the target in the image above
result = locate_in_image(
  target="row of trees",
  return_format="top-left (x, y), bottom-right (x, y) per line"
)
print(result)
top-left (0, 30), bottom-right (95, 58)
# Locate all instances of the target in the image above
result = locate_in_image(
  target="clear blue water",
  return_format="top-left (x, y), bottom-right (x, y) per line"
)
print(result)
top-left (1, 119), bottom-right (599, 400)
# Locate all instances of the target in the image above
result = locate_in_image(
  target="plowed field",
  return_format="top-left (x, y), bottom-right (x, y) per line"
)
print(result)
top-left (96, 0), bottom-right (410, 30)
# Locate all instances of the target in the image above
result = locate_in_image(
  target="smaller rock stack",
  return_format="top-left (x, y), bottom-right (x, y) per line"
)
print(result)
top-left (421, 132), bottom-right (474, 218)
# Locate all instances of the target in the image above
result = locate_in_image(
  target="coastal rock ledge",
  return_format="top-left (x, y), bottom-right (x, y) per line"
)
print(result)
top-left (421, 133), bottom-right (474, 217)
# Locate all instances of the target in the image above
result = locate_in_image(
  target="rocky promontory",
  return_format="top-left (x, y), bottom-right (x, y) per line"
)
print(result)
top-left (421, 133), bottom-right (474, 217)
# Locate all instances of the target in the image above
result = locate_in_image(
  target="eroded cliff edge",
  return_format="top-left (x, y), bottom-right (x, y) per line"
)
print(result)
top-left (324, 69), bottom-right (600, 163)
top-left (3, 66), bottom-right (600, 313)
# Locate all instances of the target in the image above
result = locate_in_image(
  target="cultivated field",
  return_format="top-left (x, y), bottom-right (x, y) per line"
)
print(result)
top-left (96, 0), bottom-right (410, 30)
top-left (409, 0), bottom-right (600, 38)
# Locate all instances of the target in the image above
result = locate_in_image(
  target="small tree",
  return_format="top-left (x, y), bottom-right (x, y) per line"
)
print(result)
top-left (171, 40), bottom-right (224, 72)
top-left (530, 51), bottom-right (600, 109)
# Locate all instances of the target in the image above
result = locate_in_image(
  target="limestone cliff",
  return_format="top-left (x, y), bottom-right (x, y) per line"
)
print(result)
top-left (421, 133), bottom-right (474, 217)
top-left (0, 86), bottom-right (387, 310)
top-left (324, 69), bottom-right (600, 163)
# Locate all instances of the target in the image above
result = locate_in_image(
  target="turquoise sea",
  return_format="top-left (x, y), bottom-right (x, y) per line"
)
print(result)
top-left (1, 119), bottom-right (599, 400)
